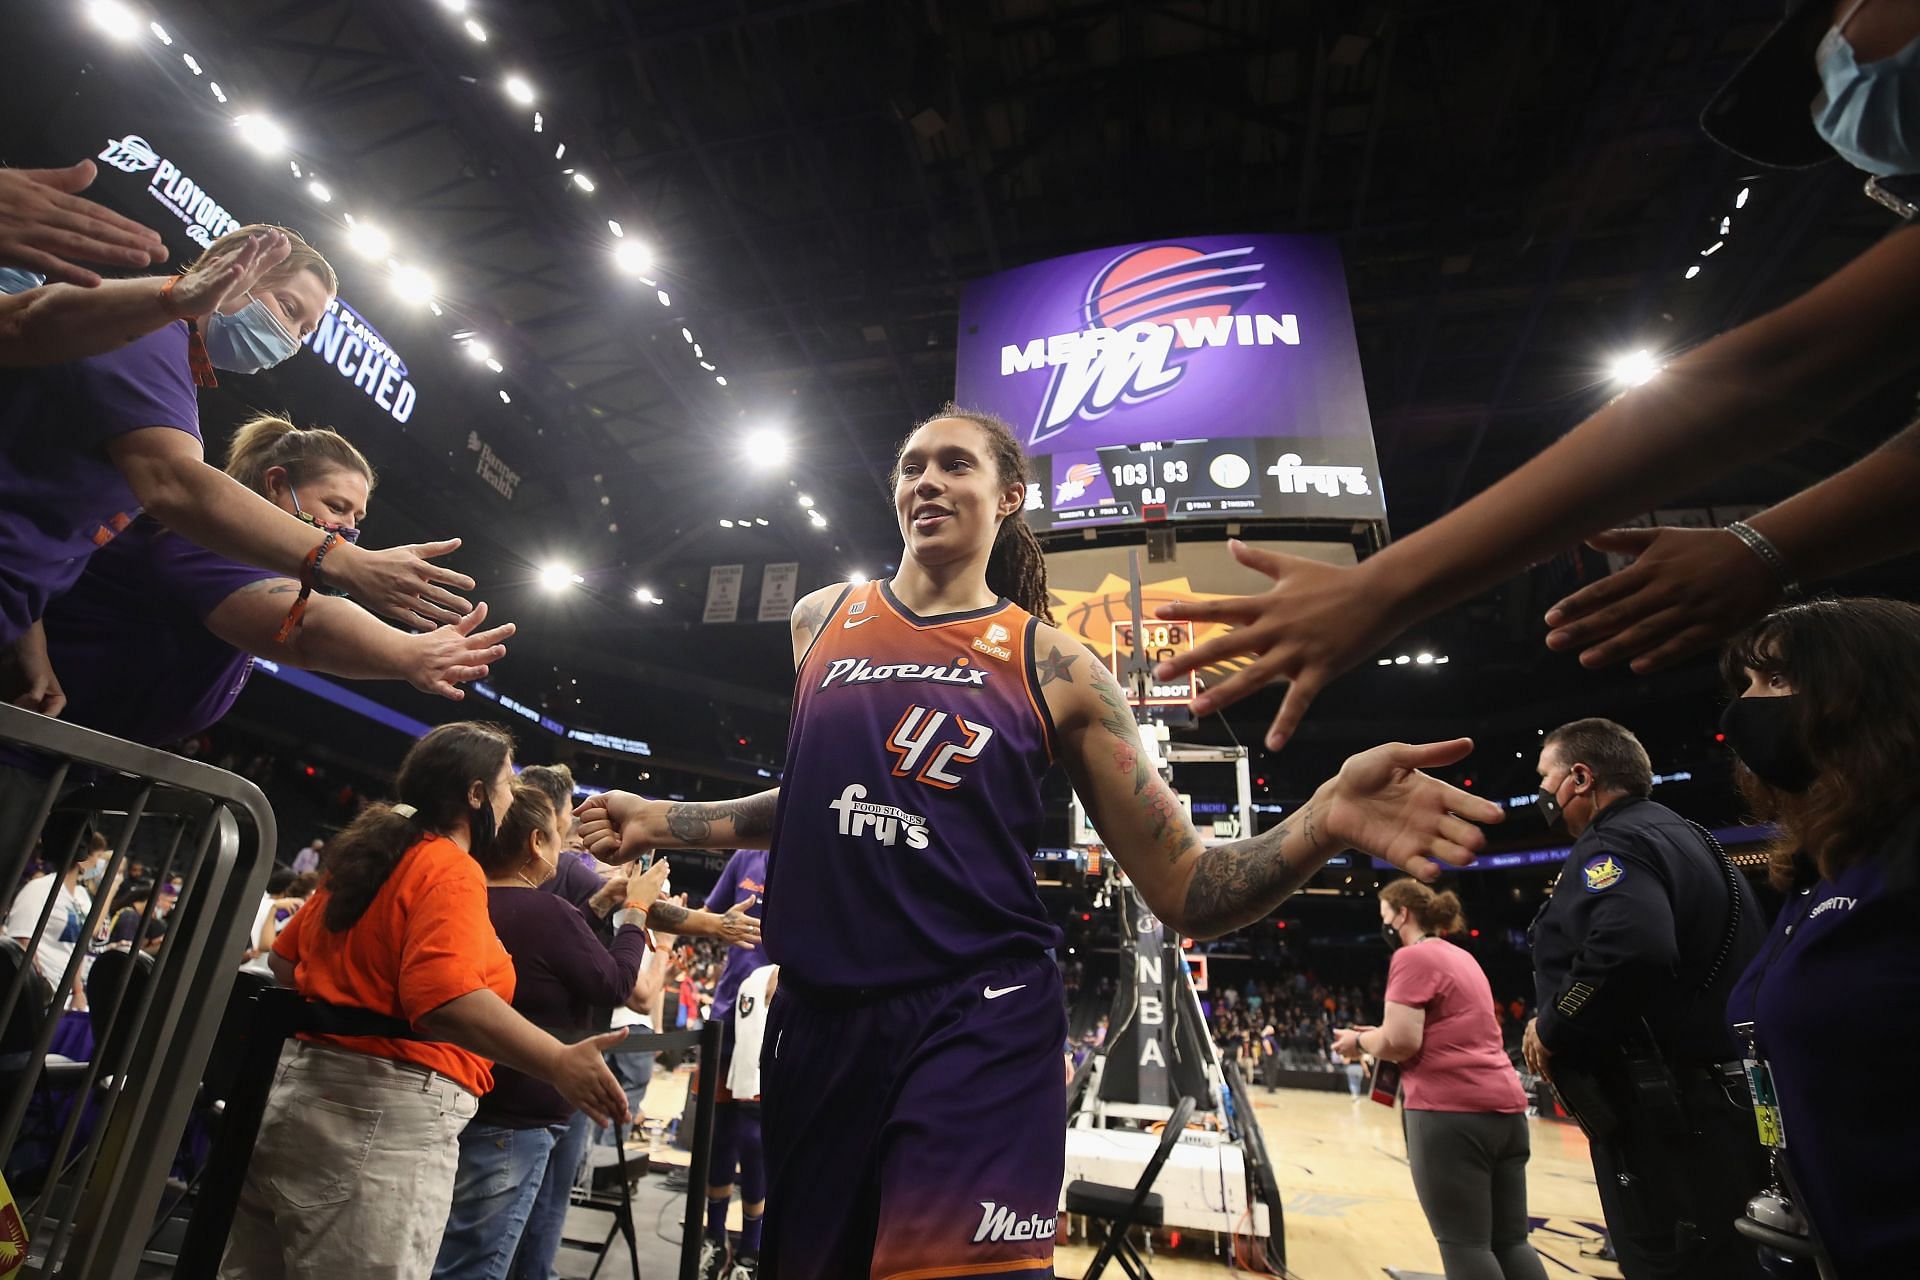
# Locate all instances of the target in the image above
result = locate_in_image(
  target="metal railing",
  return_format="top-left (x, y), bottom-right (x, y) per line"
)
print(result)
top-left (0, 702), bottom-right (274, 1280)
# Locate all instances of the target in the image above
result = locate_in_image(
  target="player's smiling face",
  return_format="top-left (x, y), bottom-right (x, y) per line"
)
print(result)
top-left (894, 418), bottom-right (1024, 565)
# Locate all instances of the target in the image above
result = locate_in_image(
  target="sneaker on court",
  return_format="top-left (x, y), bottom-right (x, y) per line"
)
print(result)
top-left (697, 1236), bottom-right (729, 1280)
top-left (727, 1255), bottom-right (759, 1280)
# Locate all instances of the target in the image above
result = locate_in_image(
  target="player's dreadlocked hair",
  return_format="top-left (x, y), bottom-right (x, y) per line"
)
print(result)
top-left (899, 403), bottom-right (1054, 624)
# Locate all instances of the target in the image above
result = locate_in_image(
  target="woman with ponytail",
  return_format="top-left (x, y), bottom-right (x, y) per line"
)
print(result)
top-left (0, 222), bottom-right (474, 722)
top-left (579, 406), bottom-right (1505, 1278)
top-left (1335, 879), bottom-right (1544, 1280)
top-left (26, 413), bottom-right (511, 747)
top-left (221, 722), bottom-right (632, 1279)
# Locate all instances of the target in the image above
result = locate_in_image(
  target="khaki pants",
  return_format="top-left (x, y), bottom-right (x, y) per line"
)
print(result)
top-left (219, 1041), bottom-right (478, 1279)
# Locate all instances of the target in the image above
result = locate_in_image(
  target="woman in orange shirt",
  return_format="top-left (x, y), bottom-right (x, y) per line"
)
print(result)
top-left (218, 722), bottom-right (634, 1278)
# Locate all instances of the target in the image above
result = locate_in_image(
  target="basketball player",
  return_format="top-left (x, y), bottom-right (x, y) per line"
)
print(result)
top-left (578, 405), bottom-right (1503, 1279)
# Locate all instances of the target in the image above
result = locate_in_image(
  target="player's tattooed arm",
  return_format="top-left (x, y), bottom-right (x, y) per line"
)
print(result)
top-left (1179, 801), bottom-right (1336, 938)
top-left (661, 789), bottom-right (779, 848)
top-left (789, 586), bottom-right (842, 668)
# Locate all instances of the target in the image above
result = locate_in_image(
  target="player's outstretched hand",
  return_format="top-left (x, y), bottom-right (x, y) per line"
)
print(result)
top-left (1543, 526), bottom-right (1780, 673)
top-left (575, 791), bottom-right (658, 865)
top-left (1320, 738), bottom-right (1504, 883)
top-left (1152, 539), bottom-right (1402, 750)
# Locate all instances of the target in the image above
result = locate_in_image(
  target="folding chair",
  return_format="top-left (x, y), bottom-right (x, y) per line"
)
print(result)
top-left (1064, 1095), bottom-right (1196, 1280)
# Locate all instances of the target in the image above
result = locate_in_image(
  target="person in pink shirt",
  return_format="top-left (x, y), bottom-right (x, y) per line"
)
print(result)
top-left (1335, 879), bottom-right (1547, 1280)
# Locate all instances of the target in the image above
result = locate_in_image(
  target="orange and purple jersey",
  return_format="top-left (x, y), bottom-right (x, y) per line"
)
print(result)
top-left (764, 580), bottom-right (1063, 990)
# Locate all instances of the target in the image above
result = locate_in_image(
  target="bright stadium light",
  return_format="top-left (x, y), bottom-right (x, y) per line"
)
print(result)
top-left (504, 75), bottom-right (536, 106)
top-left (847, 571), bottom-right (868, 585)
top-left (464, 339), bottom-right (493, 363)
top-left (347, 220), bottom-right (392, 260)
top-left (657, 290), bottom-right (672, 306)
top-left (797, 494), bottom-right (814, 509)
top-left (572, 173), bottom-right (596, 193)
top-left (389, 263), bottom-right (437, 305)
top-left (86, 1), bottom-right (141, 40)
top-left (1607, 349), bottom-right (1661, 388)
top-left (463, 18), bottom-right (487, 41)
top-left (743, 426), bottom-right (789, 468)
top-left (612, 239), bottom-right (653, 276)
top-left (308, 180), bottom-right (333, 203)
top-left (234, 114), bottom-right (289, 156)
top-left (537, 563), bottom-right (583, 592)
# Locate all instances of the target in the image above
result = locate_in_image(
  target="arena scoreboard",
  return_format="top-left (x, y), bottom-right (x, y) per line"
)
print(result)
top-left (955, 234), bottom-right (1386, 532)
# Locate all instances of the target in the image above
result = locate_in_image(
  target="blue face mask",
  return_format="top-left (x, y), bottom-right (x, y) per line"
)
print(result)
top-left (1811, 10), bottom-right (1920, 178)
top-left (201, 292), bottom-right (300, 374)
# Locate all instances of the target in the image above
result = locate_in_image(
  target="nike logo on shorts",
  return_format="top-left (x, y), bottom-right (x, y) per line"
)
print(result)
top-left (983, 984), bottom-right (1027, 1000)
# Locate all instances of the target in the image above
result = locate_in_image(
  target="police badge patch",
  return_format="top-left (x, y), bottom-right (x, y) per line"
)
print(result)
top-left (1581, 854), bottom-right (1625, 892)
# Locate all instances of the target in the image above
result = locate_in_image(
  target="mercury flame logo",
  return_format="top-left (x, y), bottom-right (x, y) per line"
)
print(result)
top-left (1022, 244), bottom-right (1280, 446)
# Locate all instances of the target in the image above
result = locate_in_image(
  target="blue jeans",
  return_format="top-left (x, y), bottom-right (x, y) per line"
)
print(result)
top-left (595, 1049), bottom-right (654, 1147)
top-left (431, 1121), bottom-right (558, 1280)
top-left (511, 1112), bottom-right (590, 1280)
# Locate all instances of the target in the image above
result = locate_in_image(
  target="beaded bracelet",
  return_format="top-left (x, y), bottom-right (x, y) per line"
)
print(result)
top-left (274, 530), bottom-right (339, 644)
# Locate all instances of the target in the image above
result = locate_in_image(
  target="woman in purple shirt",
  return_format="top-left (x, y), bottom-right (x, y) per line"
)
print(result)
top-left (31, 413), bottom-right (511, 753)
top-left (0, 223), bottom-right (474, 712)
top-left (433, 785), bottom-right (668, 1280)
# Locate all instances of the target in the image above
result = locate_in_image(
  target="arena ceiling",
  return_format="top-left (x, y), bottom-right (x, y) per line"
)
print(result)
top-left (12, 0), bottom-right (1917, 798)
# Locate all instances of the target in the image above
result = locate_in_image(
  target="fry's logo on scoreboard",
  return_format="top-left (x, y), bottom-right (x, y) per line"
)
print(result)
top-left (998, 244), bottom-right (1295, 446)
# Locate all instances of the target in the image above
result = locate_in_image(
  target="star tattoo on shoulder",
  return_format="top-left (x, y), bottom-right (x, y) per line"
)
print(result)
top-left (1035, 644), bottom-right (1079, 688)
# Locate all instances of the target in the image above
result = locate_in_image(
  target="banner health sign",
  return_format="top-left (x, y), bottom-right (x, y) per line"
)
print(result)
top-left (96, 134), bottom-right (418, 424)
top-left (954, 235), bottom-right (1385, 531)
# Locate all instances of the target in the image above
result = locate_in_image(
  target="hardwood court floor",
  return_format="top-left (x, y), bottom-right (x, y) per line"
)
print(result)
top-left (1056, 1086), bottom-right (1620, 1279)
top-left (638, 1071), bottom-right (1618, 1278)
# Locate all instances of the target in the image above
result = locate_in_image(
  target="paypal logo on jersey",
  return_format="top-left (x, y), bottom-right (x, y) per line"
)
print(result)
top-left (818, 657), bottom-right (990, 690)
top-left (828, 783), bottom-right (932, 850)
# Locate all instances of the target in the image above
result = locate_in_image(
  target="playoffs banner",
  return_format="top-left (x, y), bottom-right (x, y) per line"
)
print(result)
top-left (954, 235), bottom-right (1386, 530)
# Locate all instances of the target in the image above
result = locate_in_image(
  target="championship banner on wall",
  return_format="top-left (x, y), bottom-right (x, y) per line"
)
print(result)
top-left (703, 564), bottom-right (744, 624)
top-left (954, 235), bottom-right (1385, 530)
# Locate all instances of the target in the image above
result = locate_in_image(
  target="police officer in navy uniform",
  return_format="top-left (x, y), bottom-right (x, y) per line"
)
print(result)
top-left (1525, 718), bottom-right (1767, 1280)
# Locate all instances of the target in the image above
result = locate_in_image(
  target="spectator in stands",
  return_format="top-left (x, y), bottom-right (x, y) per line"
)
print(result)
top-left (104, 878), bottom-right (166, 954)
top-left (434, 784), bottom-right (665, 1280)
top-left (0, 223), bottom-right (475, 721)
top-left (27, 414), bottom-right (507, 754)
top-left (510, 763), bottom-right (761, 1276)
top-left (1336, 880), bottom-right (1544, 1280)
top-left (1720, 598), bottom-right (1920, 1273)
top-left (218, 722), bottom-right (630, 1278)
top-left (6, 831), bottom-right (108, 1009)
top-left (0, 226), bottom-right (284, 367)
top-left (242, 866), bottom-right (299, 971)
top-left (291, 838), bottom-right (323, 876)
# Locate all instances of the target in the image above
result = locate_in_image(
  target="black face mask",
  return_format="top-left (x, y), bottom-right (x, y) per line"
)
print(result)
top-left (1720, 695), bottom-right (1816, 793)
top-left (1534, 785), bottom-right (1563, 828)
top-left (1380, 919), bottom-right (1402, 949)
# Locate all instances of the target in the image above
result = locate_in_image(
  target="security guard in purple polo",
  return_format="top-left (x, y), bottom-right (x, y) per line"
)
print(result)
top-left (1528, 718), bottom-right (1767, 1280)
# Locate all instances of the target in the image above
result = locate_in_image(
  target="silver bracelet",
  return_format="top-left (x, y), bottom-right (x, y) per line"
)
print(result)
top-left (1725, 520), bottom-right (1801, 598)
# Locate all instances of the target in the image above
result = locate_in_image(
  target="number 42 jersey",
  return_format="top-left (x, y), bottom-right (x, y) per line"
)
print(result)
top-left (764, 580), bottom-right (1065, 990)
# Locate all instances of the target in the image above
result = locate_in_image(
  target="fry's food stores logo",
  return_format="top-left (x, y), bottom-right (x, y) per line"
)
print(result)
top-left (96, 133), bottom-right (419, 424)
